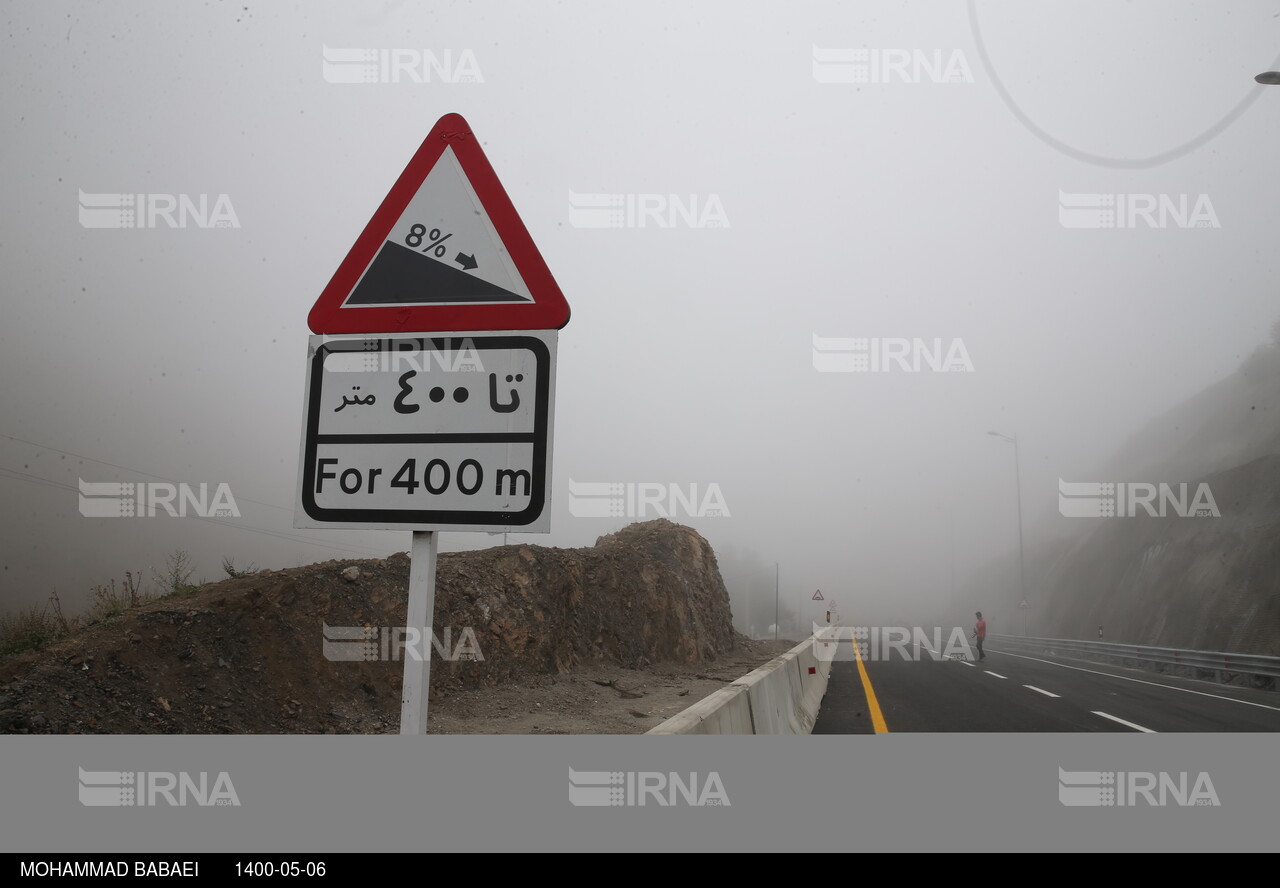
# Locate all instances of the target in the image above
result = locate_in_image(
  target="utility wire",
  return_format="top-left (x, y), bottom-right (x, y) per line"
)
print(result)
top-left (0, 431), bottom-right (295, 513)
top-left (0, 464), bottom-right (392, 559)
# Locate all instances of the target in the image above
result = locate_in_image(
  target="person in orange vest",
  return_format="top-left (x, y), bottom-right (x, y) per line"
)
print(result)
top-left (972, 611), bottom-right (987, 661)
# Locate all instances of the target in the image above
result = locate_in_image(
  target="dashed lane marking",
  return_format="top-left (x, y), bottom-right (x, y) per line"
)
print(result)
top-left (1093, 710), bottom-right (1156, 733)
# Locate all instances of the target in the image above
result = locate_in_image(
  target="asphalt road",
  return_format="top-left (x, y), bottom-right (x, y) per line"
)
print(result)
top-left (812, 638), bottom-right (1280, 733)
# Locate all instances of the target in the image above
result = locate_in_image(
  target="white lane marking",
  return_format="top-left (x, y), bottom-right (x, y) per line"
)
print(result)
top-left (920, 642), bottom-right (947, 661)
top-left (987, 648), bottom-right (1280, 713)
top-left (1093, 710), bottom-right (1156, 733)
top-left (959, 660), bottom-right (976, 667)
top-left (1024, 685), bottom-right (1060, 698)
top-left (984, 671), bottom-right (1007, 679)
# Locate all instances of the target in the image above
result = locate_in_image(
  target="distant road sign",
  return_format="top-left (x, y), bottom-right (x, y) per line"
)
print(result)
top-left (308, 113), bottom-right (570, 334)
top-left (812, 590), bottom-right (824, 601)
top-left (295, 332), bottom-right (556, 531)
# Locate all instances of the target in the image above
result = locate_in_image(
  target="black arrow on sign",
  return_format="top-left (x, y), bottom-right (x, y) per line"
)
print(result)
top-left (454, 252), bottom-right (478, 271)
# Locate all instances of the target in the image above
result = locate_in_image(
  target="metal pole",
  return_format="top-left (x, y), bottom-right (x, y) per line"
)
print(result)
top-left (774, 562), bottom-right (779, 641)
top-left (949, 507), bottom-right (955, 598)
top-left (1013, 435), bottom-right (1027, 637)
top-left (400, 530), bottom-right (439, 735)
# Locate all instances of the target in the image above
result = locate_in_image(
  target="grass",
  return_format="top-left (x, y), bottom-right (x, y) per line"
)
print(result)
top-left (0, 549), bottom-right (253, 661)
top-left (0, 556), bottom-right (205, 662)
top-left (0, 576), bottom-right (152, 662)
top-left (0, 604), bottom-right (67, 660)
top-left (85, 571), bottom-right (152, 624)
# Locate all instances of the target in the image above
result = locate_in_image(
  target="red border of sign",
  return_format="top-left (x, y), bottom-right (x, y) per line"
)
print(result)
top-left (307, 113), bottom-right (570, 334)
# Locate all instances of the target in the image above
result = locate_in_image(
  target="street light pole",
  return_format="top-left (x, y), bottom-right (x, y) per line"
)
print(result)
top-left (775, 562), bottom-right (779, 641)
top-left (1012, 434), bottom-right (1027, 636)
top-left (989, 430), bottom-right (1028, 636)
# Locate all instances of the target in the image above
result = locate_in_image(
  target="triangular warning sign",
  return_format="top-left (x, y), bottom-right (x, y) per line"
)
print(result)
top-left (308, 113), bottom-right (570, 334)
top-left (812, 590), bottom-right (824, 601)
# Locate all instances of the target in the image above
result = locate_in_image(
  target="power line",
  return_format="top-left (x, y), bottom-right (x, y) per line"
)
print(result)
top-left (0, 464), bottom-right (390, 558)
top-left (0, 466), bottom-right (76, 496)
top-left (0, 430), bottom-right (399, 556)
top-left (0, 431), bottom-right (294, 513)
top-left (0, 464), bottom-right (392, 559)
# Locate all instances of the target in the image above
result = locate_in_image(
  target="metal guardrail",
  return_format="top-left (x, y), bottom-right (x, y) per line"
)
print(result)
top-left (988, 634), bottom-right (1280, 688)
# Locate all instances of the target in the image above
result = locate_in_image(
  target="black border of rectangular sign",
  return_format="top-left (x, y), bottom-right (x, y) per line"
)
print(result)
top-left (300, 335), bottom-right (550, 526)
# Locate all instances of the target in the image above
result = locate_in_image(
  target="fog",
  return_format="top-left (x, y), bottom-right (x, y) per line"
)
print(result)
top-left (3, 1), bottom-right (1279, 635)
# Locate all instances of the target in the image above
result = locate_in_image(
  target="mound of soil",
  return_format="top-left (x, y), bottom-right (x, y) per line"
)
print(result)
top-left (0, 519), bottom-right (747, 734)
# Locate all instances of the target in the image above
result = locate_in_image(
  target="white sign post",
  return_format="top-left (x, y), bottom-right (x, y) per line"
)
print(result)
top-left (401, 530), bottom-right (438, 735)
top-left (296, 114), bottom-right (568, 735)
top-left (295, 333), bottom-right (557, 734)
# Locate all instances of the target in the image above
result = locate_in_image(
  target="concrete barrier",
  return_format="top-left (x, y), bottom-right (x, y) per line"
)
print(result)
top-left (793, 643), bottom-right (829, 732)
top-left (644, 683), bottom-right (755, 735)
top-left (648, 636), bottom-right (832, 735)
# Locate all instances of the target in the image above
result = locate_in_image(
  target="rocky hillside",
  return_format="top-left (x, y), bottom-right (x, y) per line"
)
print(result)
top-left (0, 519), bottom-right (738, 733)
top-left (1034, 454), bottom-right (1280, 653)
top-left (952, 333), bottom-right (1280, 655)
top-left (1104, 333), bottom-right (1280, 484)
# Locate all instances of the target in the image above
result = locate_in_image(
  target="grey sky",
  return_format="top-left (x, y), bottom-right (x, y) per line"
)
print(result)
top-left (3, 1), bottom-right (1279, 625)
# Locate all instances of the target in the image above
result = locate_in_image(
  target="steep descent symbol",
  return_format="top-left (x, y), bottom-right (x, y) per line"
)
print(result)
top-left (343, 150), bottom-right (532, 308)
top-left (308, 113), bottom-right (569, 333)
top-left (346, 240), bottom-right (528, 306)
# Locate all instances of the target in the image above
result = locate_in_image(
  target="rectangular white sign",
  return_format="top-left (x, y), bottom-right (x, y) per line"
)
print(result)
top-left (294, 331), bottom-right (556, 531)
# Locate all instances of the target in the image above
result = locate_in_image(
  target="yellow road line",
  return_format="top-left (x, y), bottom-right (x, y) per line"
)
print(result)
top-left (852, 635), bottom-right (889, 733)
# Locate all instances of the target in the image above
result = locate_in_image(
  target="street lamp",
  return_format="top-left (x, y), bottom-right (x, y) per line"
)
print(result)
top-left (988, 430), bottom-right (1027, 636)
top-left (1256, 72), bottom-right (1280, 85)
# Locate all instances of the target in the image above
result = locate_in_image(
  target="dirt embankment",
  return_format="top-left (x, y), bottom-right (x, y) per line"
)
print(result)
top-left (0, 519), bottom-right (777, 734)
